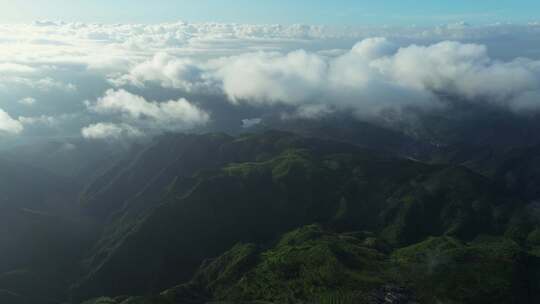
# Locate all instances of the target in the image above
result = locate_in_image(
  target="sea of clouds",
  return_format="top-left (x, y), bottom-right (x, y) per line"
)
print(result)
top-left (1, 20), bottom-right (540, 140)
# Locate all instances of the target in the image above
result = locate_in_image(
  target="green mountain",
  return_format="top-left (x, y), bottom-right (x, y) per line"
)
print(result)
top-left (71, 131), bottom-right (539, 303)
top-left (0, 206), bottom-right (95, 304)
top-left (493, 144), bottom-right (540, 202)
top-left (81, 225), bottom-right (540, 304)
top-left (0, 157), bottom-right (79, 213)
top-left (0, 157), bottom-right (97, 304)
top-left (2, 127), bottom-right (540, 303)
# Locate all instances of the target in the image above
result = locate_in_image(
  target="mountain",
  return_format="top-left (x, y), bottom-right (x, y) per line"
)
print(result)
top-left (0, 157), bottom-right (80, 214)
top-left (0, 148), bottom-right (99, 304)
top-left (264, 115), bottom-right (433, 158)
top-left (0, 206), bottom-right (95, 304)
top-left (2, 127), bottom-right (540, 304)
top-left (493, 144), bottom-right (540, 202)
top-left (82, 225), bottom-right (540, 304)
top-left (71, 131), bottom-right (538, 303)
top-left (1, 139), bottom-right (128, 185)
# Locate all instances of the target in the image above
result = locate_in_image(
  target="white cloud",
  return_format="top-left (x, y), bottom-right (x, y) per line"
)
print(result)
top-left (0, 21), bottom-right (336, 75)
top-left (85, 89), bottom-right (210, 136)
top-left (293, 104), bottom-right (335, 119)
top-left (0, 76), bottom-right (77, 92)
top-left (61, 142), bottom-right (77, 151)
top-left (19, 115), bottom-right (58, 126)
top-left (18, 97), bottom-right (36, 106)
top-left (32, 20), bottom-right (62, 27)
top-left (350, 37), bottom-right (397, 60)
top-left (210, 38), bottom-right (540, 114)
top-left (219, 50), bottom-right (328, 105)
top-left (373, 41), bottom-right (540, 109)
top-left (81, 122), bottom-right (142, 140)
top-left (108, 36), bottom-right (540, 119)
top-left (90, 89), bottom-right (209, 126)
top-left (0, 109), bottom-right (24, 135)
top-left (1, 21), bottom-right (538, 76)
top-left (241, 118), bottom-right (262, 128)
top-left (111, 52), bottom-right (215, 92)
top-left (30, 78), bottom-right (77, 92)
top-left (205, 39), bottom-right (432, 116)
top-left (0, 63), bottom-right (37, 74)
top-left (0, 20), bottom-right (540, 141)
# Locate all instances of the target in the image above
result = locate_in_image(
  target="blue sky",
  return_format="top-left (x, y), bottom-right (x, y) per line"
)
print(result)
top-left (0, 0), bottom-right (538, 25)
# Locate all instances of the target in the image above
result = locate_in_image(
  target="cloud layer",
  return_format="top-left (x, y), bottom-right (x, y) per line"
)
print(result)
top-left (115, 38), bottom-right (540, 118)
top-left (1, 21), bottom-right (540, 142)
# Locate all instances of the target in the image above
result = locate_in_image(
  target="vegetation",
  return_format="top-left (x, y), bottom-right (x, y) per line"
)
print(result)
top-left (3, 131), bottom-right (540, 303)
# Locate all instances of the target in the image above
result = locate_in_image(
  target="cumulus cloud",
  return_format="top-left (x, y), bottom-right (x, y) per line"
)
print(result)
top-left (350, 37), bottom-right (398, 60)
top-left (88, 89), bottom-right (209, 128)
top-left (373, 41), bottom-right (540, 107)
top-left (219, 50), bottom-right (328, 105)
top-left (111, 52), bottom-right (216, 92)
top-left (132, 37), bottom-right (539, 116)
top-left (0, 109), bottom-right (24, 135)
top-left (83, 89), bottom-right (210, 139)
top-left (209, 38), bottom-right (432, 116)
top-left (81, 122), bottom-right (142, 140)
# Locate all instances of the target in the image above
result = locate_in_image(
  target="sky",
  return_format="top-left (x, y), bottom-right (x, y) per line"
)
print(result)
top-left (1, 1), bottom-right (540, 147)
top-left (0, 0), bottom-right (539, 26)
